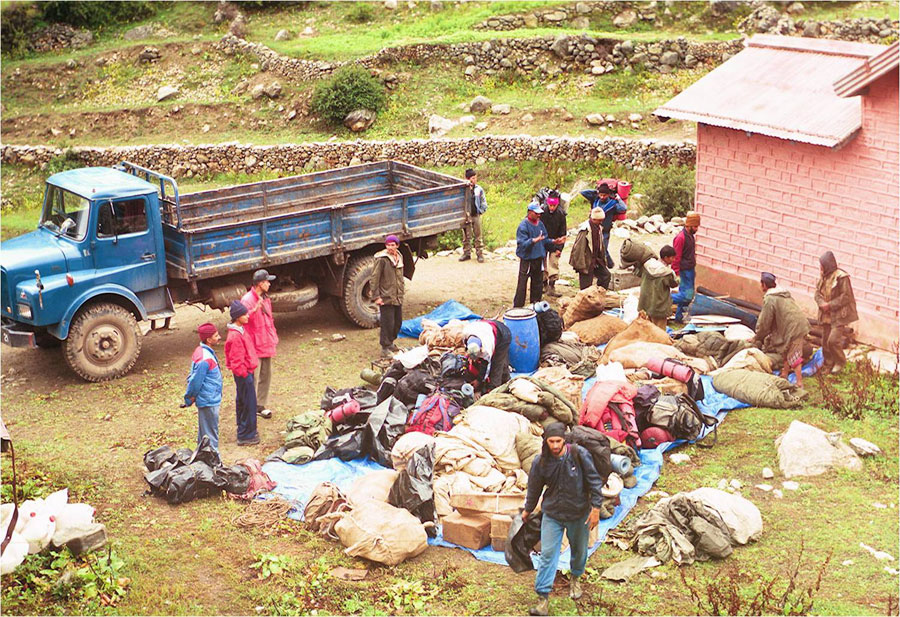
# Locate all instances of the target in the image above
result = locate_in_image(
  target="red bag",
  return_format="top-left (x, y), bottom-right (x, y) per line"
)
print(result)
top-left (579, 382), bottom-right (641, 450)
top-left (645, 357), bottom-right (695, 383)
top-left (406, 392), bottom-right (460, 436)
top-left (598, 178), bottom-right (630, 220)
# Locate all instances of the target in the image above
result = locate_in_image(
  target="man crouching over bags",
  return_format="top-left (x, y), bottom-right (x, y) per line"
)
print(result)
top-left (522, 423), bottom-right (604, 616)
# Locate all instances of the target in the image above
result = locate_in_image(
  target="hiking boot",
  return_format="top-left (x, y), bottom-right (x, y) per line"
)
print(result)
top-left (237, 436), bottom-right (260, 446)
top-left (569, 577), bottom-right (583, 600)
top-left (257, 408), bottom-right (273, 420)
top-left (529, 596), bottom-right (549, 616)
top-left (459, 254), bottom-right (471, 262)
top-left (477, 255), bottom-right (485, 263)
top-left (381, 346), bottom-right (394, 358)
top-left (388, 343), bottom-right (401, 352)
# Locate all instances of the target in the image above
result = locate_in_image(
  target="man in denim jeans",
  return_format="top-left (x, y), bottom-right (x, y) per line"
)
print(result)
top-left (522, 423), bottom-right (604, 616)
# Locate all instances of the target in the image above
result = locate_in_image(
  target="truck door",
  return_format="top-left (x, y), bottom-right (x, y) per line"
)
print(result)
top-left (93, 196), bottom-right (162, 291)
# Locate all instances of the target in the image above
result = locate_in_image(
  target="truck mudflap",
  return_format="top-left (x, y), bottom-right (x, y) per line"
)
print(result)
top-left (1, 322), bottom-right (36, 348)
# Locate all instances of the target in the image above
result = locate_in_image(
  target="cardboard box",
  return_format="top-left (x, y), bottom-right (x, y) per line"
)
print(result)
top-left (489, 514), bottom-right (514, 552)
top-left (442, 512), bottom-right (491, 550)
top-left (450, 492), bottom-right (522, 517)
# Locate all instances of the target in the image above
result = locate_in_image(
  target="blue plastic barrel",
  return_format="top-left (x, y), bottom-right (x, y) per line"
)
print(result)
top-left (503, 308), bottom-right (540, 373)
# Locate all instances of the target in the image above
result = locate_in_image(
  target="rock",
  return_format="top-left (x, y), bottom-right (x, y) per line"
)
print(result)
top-left (475, 156), bottom-right (487, 165)
top-left (585, 113), bottom-right (605, 125)
top-left (464, 65), bottom-right (478, 77)
top-left (550, 35), bottom-right (570, 58)
top-left (649, 214), bottom-right (664, 225)
top-left (245, 155), bottom-right (258, 168)
top-left (474, 121), bottom-right (488, 131)
top-left (786, 2), bottom-right (804, 14)
top-left (523, 14), bottom-right (538, 28)
top-left (458, 115), bottom-right (475, 125)
top-left (264, 81), bottom-right (282, 98)
top-left (521, 113), bottom-right (535, 123)
top-left (802, 21), bottom-right (820, 37)
top-left (50, 128), bottom-right (63, 137)
top-left (428, 114), bottom-right (457, 137)
top-left (849, 437), bottom-right (882, 457)
top-left (469, 95), bottom-right (493, 113)
top-left (613, 10), bottom-right (638, 28)
top-left (620, 40), bottom-right (634, 55)
top-left (781, 480), bottom-right (800, 491)
top-left (139, 46), bottom-right (161, 62)
top-left (562, 110), bottom-right (574, 121)
top-left (274, 29), bottom-right (292, 41)
top-left (591, 66), bottom-right (605, 75)
top-left (66, 58), bottom-right (77, 69)
top-left (772, 489), bottom-right (783, 498)
top-left (776, 420), bottom-right (863, 478)
top-left (842, 559), bottom-right (854, 566)
top-left (250, 84), bottom-right (266, 99)
top-left (124, 24), bottom-right (156, 41)
top-left (755, 484), bottom-right (773, 492)
top-left (684, 54), bottom-right (698, 68)
top-left (605, 114), bottom-right (616, 123)
top-left (669, 452), bottom-right (691, 464)
top-left (384, 0), bottom-right (398, 8)
top-left (717, 478), bottom-right (728, 490)
top-left (643, 222), bottom-right (657, 233)
top-left (156, 86), bottom-right (179, 102)
top-left (491, 103), bottom-right (511, 115)
top-left (709, 0), bottom-right (740, 16)
top-left (660, 51), bottom-right (679, 66)
top-left (52, 523), bottom-right (107, 556)
top-left (331, 333), bottom-right (346, 342)
top-left (762, 467), bottom-right (774, 479)
top-left (729, 479), bottom-right (743, 490)
top-left (302, 26), bottom-right (316, 36)
top-left (572, 16), bottom-right (590, 29)
top-left (544, 11), bottom-right (567, 22)
top-left (344, 109), bottom-right (377, 132)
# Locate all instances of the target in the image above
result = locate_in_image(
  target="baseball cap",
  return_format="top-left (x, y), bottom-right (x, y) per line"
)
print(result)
top-left (253, 269), bottom-right (276, 283)
top-left (527, 203), bottom-right (543, 214)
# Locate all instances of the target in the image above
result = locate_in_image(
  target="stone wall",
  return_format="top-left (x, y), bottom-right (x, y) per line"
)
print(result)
top-left (217, 32), bottom-right (744, 81)
top-left (2, 136), bottom-right (696, 178)
top-left (473, 1), bottom-right (646, 31)
top-left (738, 6), bottom-right (898, 43)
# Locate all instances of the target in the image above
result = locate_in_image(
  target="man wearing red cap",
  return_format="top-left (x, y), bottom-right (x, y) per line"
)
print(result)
top-left (242, 269), bottom-right (278, 420)
top-left (371, 235), bottom-right (405, 357)
top-left (539, 189), bottom-right (567, 297)
top-left (183, 323), bottom-right (223, 450)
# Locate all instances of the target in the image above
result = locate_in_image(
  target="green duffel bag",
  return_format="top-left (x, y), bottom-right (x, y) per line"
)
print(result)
top-left (285, 411), bottom-right (327, 450)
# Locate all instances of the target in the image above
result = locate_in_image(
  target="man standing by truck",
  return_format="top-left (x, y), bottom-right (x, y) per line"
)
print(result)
top-left (225, 301), bottom-right (260, 447)
top-left (372, 235), bottom-right (405, 358)
top-left (460, 169), bottom-right (487, 263)
top-left (242, 270), bottom-right (278, 420)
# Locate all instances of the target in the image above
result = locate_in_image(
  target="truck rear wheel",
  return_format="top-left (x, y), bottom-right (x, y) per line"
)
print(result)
top-left (64, 303), bottom-right (142, 382)
top-left (338, 254), bottom-right (379, 329)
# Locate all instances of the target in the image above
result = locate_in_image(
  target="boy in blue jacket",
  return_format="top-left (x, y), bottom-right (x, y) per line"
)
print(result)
top-left (183, 322), bottom-right (224, 450)
top-left (514, 202), bottom-right (563, 307)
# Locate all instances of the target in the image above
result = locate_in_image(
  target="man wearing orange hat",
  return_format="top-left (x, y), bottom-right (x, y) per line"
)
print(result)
top-left (671, 211), bottom-right (700, 323)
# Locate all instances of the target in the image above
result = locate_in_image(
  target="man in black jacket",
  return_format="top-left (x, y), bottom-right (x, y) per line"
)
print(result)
top-left (539, 189), bottom-right (567, 297)
top-left (522, 423), bottom-right (604, 616)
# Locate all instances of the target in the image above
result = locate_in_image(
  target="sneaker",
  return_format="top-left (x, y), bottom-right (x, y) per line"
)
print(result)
top-left (257, 408), bottom-right (273, 420)
top-left (529, 596), bottom-right (549, 616)
top-left (237, 436), bottom-right (260, 446)
top-left (381, 346), bottom-right (394, 358)
top-left (569, 577), bottom-right (583, 600)
top-left (477, 255), bottom-right (485, 263)
top-left (459, 254), bottom-right (471, 262)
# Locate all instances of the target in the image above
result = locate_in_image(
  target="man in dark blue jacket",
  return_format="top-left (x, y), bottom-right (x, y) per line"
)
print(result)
top-left (522, 423), bottom-right (604, 616)
top-left (515, 202), bottom-right (563, 307)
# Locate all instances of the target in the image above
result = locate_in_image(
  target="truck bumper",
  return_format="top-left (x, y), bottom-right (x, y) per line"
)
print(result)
top-left (1, 323), bottom-right (36, 348)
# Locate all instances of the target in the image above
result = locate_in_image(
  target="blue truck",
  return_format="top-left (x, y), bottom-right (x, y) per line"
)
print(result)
top-left (1, 160), bottom-right (467, 381)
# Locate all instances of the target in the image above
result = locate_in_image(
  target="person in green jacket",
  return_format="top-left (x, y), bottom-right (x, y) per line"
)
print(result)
top-left (634, 245), bottom-right (679, 330)
top-left (371, 235), bottom-right (405, 357)
top-left (751, 272), bottom-right (811, 386)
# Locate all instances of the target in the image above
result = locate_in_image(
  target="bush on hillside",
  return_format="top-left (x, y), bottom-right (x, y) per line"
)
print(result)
top-left (311, 65), bottom-right (386, 125)
top-left (638, 165), bottom-right (695, 220)
top-left (41, 1), bottom-right (155, 29)
top-left (0, 2), bottom-right (39, 56)
top-left (345, 2), bottom-right (374, 23)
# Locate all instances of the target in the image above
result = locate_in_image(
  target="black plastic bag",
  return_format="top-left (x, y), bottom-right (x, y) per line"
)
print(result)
top-left (144, 462), bottom-right (177, 492)
top-left (143, 445), bottom-right (176, 472)
top-left (312, 396), bottom-right (409, 467)
top-left (190, 435), bottom-right (221, 468)
top-left (569, 425), bottom-right (613, 483)
top-left (536, 308), bottom-right (563, 346)
top-left (505, 511), bottom-right (543, 573)
top-left (163, 465), bottom-right (198, 505)
top-left (394, 371), bottom-right (435, 407)
top-left (312, 427), bottom-right (366, 462)
top-left (320, 386), bottom-right (378, 412)
top-left (213, 464), bottom-right (251, 493)
top-left (174, 447), bottom-right (194, 466)
top-left (388, 445), bottom-right (436, 536)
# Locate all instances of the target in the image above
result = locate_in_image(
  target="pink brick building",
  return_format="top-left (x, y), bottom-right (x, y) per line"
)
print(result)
top-left (655, 36), bottom-right (899, 348)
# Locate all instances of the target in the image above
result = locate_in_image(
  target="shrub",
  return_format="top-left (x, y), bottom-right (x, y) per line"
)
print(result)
top-left (45, 149), bottom-right (84, 175)
top-left (816, 353), bottom-right (899, 420)
top-left (41, 1), bottom-right (155, 28)
top-left (638, 164), bottom-right (695, 220)
top-left (311, 65), bottom-right (386, 125)
top-left (345, 2), bottom-right (374, 23)
top-left (1, 2), bottom-right (40, 56)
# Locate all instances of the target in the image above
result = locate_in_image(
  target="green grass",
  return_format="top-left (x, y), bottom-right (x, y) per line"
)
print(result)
top-left (802, 1), bottom-right (899, 22)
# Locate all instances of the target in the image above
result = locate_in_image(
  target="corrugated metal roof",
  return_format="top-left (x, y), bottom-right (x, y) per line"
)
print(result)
top-left (653, 35), bottom-right (885, 148)
top-left (834, 41), bottom-right (899, 98)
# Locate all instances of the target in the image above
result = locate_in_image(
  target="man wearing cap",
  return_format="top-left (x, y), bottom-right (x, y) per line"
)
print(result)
top-left (539, 189), bottom-right (567, 297)
top-left (595, 183), bottom-right (627, 268)
top-left (671, 211), bottom-right (700, 323)
top-left (225, 300), bottom-right (260, 446)
top-left (751, 272), bottom-right (811, 387)
top-left (371, 235), bottom-right (405, 357)
top-left (815, 251), bottom-right (858, 374)
top-left (522, 423), bottom-right (604, 616)
top-left (569, 207), bottom-right (611, 290)
top-left (183, 323), bottom-right (223, 450)
top-left (242, 269), bottom-right (278, 420)
top-left (463, 319), bottom-right (512, 393)
top-left (460, 169), bottom-right (487, 263)
top-left (636, 245), bottom-right (679, 331)
top-left (515, 201), bottom-right (563, 307)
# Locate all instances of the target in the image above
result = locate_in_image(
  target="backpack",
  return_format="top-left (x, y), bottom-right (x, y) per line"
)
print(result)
top-left (643, 394), bottom-right (718, 445)
top-left (440, 352), bottom-right (468, 380)
top-left (285, 411), bottom-right (326, 450)
top-left (633, 384), bottom-right (661, 431)
top-left (406, 392), bottom-right (461, 436)
top-left (536, 309), bottom-right (563, 346)
top-left (304, 482), bottom-right (350, 541)
top-left (595, 401), bottom-right (642, 450)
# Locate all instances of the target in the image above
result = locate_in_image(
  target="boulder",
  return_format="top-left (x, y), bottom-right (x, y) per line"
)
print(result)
top-left (802, 21), bottom-right (820, 37)
top-left (250, 84), bottom-right (266, 99)
top-left (575, 2), bottom-right (591, 14)
top-left (849, 437), bottom-right (882, 457)
top-left (786, 2), bottom-right (804, 14)
top-left (613, 10), bottom-right (638, 28)
top-left (469, 95), bottom-right (493, 113)
top-left (544, 11), bottom-right (567, 22)
top-left (274, 29), bottom-right (293, 41)
top-left (428, 114), bottom-right (457, 136)
top-left (550, 35), bottom-right (571, 58)
top-left (464, 65), bottom-right (478, 77)
top-left (156, 86), bottom-right (179, 102)
top-left (776, 420), bottom-right (863, 478)
top-left (660, 51), bottom-right (679, 65)
top-left (124, 24), bottom-right (156, 41)
top-left (628, 113), bottom-right (643, 122)
top-left (523, 14), bottom-right (539, 28)
top-left (263, 81), bottom-right (282, 98)
top-left (572, 16), bottom-right (590, 29)
top-left (491, 103), bottom-right (511, 115)
top-left (384, 0), bottom-right (398, 8)
top-left (344, 109), bottom-right (377, 132)
top-left (585, 113), bottom-right (605, 125)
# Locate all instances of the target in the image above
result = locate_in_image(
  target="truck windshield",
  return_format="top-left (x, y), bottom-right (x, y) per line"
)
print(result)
top-left (39, 185), bottom-right (91, 241)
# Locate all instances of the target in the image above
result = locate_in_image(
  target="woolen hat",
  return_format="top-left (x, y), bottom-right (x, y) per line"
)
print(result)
top-left (590, 207), bottom-right (605, 221)
top-left (543, 422), bottom-right (567, 441)
top-left (761, 272), bottom-right (777, 288)
top-left (253, 269), bottom-right (276, 283)
top-left (230, 300), bottom-right (248, 321)
top-left (385, 234), bottom-right (400, 245)
top-left (466, 336), bottom-right (482, 356)
top-left (197, 322), bottom-right (218, 341)
top-left (685, 211), bottom-right (701, 227)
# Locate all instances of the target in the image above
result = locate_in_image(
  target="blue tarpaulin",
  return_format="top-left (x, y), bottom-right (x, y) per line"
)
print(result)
top-left (398, 300), bottom-right (482, 339)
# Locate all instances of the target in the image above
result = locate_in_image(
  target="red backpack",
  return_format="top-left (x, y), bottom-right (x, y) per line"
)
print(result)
top-left (406, 392), bottom-right (460, 436)
top-left (579, 382), bottom-right (641, 450)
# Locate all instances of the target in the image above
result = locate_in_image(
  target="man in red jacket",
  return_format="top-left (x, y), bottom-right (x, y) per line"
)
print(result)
top-left (225, 300), bottom-right (260, 446)
top-left (242, 269), bottom-right (279, 420)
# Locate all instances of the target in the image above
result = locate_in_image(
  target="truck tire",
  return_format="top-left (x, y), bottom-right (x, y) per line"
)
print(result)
top-left (269, 280), bottom-right (319, 313)
top-left (64, 303), bottom-right (142, 382)
top-left (338, 254), bottom-right (379, 329)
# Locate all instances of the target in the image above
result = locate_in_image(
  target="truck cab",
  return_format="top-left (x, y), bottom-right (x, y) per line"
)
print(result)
top-left (1, 167), bottom-right (171, 381)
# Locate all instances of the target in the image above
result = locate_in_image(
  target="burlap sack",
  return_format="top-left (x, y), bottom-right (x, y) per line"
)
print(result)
top-left (561, 286), bottom-right (623, 327)
top-left (334, 500), bottom-right (429, 565)
top-left (600, 314), bottom-right (672, 362)
top-left (346, 469), bottom-right (399, 505)
top-left (533, 366), bottom-right (586, 409)
top-left (568, 314), bottom-right (627, 345)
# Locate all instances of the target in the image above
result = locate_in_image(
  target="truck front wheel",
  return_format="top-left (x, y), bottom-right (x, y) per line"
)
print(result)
top-left (339, 255), bottom-right (379, 329)
top-left (64, 303), bottom-right (143, 382)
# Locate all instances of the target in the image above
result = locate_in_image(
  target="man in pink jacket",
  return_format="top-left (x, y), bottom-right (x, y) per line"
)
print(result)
top-left (242, 269), bottom-right (279, 420)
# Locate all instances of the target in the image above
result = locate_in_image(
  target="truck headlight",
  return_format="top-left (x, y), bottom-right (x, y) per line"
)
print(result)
top-left (17, 303), bottom-right (32, 319)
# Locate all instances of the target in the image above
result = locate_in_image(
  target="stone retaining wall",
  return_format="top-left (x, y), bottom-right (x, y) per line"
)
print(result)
top-left (217, 32), bottom-right (744, 80)
top-left (738, 6), bottom-right (898, 43)
top-left (2, 136), bottom-right (697, 178)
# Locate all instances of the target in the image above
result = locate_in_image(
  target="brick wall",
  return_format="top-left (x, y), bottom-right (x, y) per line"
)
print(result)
top-left (694, 69), bottom-right (899, 347)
